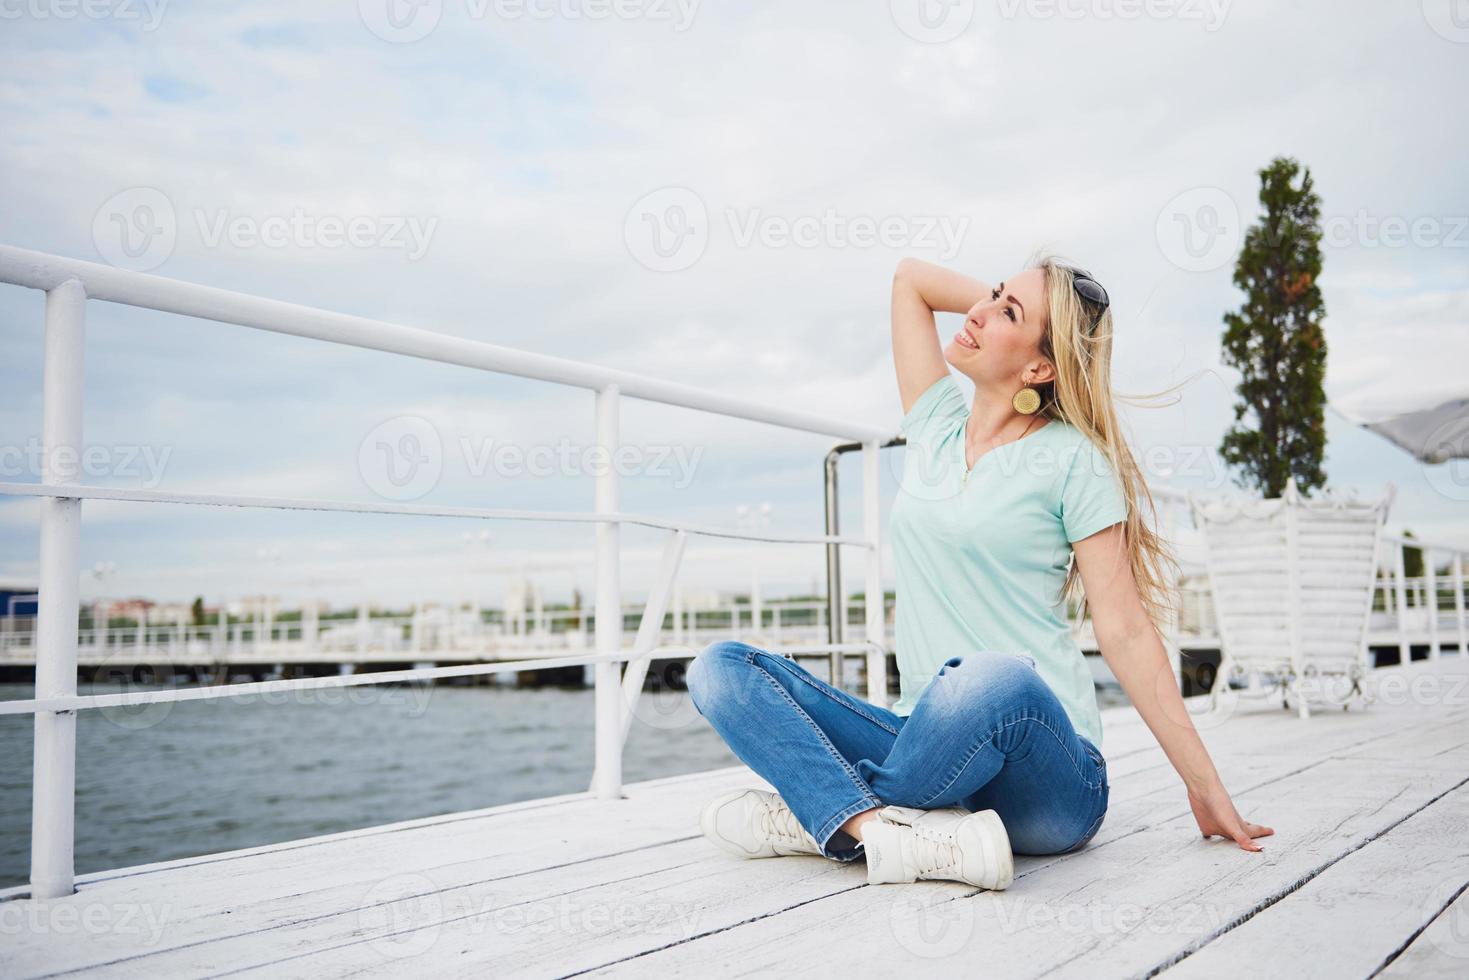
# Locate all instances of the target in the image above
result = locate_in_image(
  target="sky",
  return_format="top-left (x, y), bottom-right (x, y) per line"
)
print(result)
top-left (1, 0), bottom-right (1467, 612)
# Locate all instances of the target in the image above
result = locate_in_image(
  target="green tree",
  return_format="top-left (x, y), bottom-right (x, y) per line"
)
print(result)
top-left (191, 596), bottom-right (205, 626)
top-left (1219, 156), bottom-right (1328, 497)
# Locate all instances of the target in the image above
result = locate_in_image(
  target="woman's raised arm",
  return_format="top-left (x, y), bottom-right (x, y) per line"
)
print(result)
top-left (891, 257), bottom-right (992, 415)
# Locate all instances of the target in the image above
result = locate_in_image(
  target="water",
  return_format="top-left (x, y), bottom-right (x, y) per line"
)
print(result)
top-left (0, 675), bottom-right (1133, 888)
top-left (0, 681), bottom-right (740, 889)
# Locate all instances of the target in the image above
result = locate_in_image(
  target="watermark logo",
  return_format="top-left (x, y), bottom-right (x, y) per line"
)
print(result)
top-left (726, 208), bottom-right (968, 261)
top-left (1157, 189), bottom-right (1468, 272)
top-left (92, 188), bottom-right (439, 270)
top-left (626, 187), bottom-right (970, 272)
top-left (0, 0), bottom-right (169, 30)
top-left (1421, 875), bottom-right (1469, 959)
top-left (459, 435), bottom-right (703, 487)
top-left (1423, 0), bottom-right (1469, 44)
top-left (93, 187), bottom-right (177, 272)
top-left (194, 208), bottom-right (437, 260)
top-left (358, 0), bottom-right (700, 42)
top-left (358, 0), bottom-right (444, 43)
top-left (994, 0), bottom-right (1231, 31)
top-left (1155, 186), bottom-right (1241, 273)
top-left (359, 416), bottom-right (444, 502)
top-left (1, 437), bottom-right (172, 487)
top-left (0, 898), bottom-right (174, 944)
top-left (359, 873), bottom-right (444, 959)
top-left (887, 894), bottom-right (977, 959)
top-left (356, 873), bottom-right (704, 956)
top-left (624, 662), bottom-right (705, 733)
top-left (92, 649), bottom-right (177, 731)
top-left (625, 187), bottom-right (708, 272)
top-left (890, 0), bottom-right (974, 43)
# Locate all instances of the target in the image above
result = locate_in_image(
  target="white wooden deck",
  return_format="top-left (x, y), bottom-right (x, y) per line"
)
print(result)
top-left (3, 654), bottom-right (1468, 979)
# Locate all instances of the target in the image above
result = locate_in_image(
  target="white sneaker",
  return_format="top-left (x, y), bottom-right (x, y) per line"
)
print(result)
top-left (700, 788), bottom-right (825, 859)
top-left (862, 805), bottom-right (1014, 889)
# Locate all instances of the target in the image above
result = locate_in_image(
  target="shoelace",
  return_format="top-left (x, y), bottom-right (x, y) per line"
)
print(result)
top-left (905, 824), bottom-right (963, 878)
top-left (760, 798), bottom-right (812, 846)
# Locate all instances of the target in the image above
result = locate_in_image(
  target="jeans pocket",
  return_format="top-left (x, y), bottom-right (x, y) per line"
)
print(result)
top-left (1065, 803), bottom-right (1107, 853)
top-left (1079, 737), bottom-right (1106, 786)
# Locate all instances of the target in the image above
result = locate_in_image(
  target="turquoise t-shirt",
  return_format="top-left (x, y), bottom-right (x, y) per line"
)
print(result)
top-left (888, 373), bottom-right (1128, 747)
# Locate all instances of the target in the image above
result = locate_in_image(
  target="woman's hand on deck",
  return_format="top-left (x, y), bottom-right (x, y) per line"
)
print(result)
top-left (1187, 783), bottom-right (1274, 852)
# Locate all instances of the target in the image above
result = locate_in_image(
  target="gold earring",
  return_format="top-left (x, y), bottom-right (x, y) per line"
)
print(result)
top-left (1012, 386), bottom-right (1041, 415)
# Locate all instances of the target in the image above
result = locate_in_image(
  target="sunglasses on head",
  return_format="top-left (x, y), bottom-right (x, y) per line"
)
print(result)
top-left (1065, 266), bottom-right (1110, 332)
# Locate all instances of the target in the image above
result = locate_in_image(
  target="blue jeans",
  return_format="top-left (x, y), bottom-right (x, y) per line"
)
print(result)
top-left (686, 640), bottom-right (1109, 862)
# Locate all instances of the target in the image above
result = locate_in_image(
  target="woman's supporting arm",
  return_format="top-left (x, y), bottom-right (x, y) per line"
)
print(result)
top-left (1073, 523), bottom-right (1276, 852)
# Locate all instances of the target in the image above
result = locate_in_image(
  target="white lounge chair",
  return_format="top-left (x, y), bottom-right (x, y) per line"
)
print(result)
top-left (1187, 476), bottom-right (1396, 718)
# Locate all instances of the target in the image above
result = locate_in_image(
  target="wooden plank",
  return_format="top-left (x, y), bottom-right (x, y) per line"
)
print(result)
top-left (561, 757), bottom-right (1469, 979)
top-left (1162, 780), bottom-right (1469, 978)
top-left (1375, 886), bottom-right (1469, 979)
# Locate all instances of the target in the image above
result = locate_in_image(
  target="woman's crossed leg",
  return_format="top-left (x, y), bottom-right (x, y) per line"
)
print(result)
top-left (687, 640), bottom-right (1108, 862)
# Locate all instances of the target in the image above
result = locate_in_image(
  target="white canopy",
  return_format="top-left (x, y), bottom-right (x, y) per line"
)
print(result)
top-left (1330, 394), bottom-right (1469, 464)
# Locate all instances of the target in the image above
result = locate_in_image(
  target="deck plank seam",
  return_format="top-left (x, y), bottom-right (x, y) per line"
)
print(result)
top-left (1366, 878), bottom-right (1469, 978)
top-left (119, 856), bottom-right (717, 980)
top-left (22, 840), bottom-right (712, 979)
top-left (553, 883), bottom-right (874, 980)
top-left (1143, 775), bottom-right (1469, 978)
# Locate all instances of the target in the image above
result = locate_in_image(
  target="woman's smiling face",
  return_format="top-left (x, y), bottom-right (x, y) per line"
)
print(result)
top-left (944, 267), bottom-right (1052, 386)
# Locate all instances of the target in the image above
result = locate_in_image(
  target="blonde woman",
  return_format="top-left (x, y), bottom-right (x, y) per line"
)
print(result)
top-left (686, 254), bottom-right (1273, 888)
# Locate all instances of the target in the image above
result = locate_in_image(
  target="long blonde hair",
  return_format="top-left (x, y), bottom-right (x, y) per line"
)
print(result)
top-left (1025, 249), bottom-right (1182, 637)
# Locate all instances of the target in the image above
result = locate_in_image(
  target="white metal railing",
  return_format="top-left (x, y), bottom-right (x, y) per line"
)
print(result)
top-left (0, 596), bottom-right (885, 664)
top-left (0, 244), bottom-right (894, 900)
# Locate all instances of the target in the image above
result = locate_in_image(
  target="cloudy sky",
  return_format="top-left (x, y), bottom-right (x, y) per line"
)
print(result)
top-left (1, 0), bottom-right (1466, 612)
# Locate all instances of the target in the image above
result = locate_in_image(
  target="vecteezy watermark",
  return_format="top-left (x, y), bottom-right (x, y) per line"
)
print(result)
top-left (1364, 670), bottom-right (1469, 709)
top-left (887, 893), bottom-right (977, 960)
top-left (91, 187), bottom-right (439, 272)
top-left (889, 0), bottom-right (975, 43)
top-left (624, 187), bottom-right (708, 273)
top-left (886, 893), bottom-right (1232, 959)
top-left (1421, 413), bottom-right (1469, 503)
top-left (460, 435), bottom-right (703, 487)
top-left (725, 208), bottom-right (969, 262)
top-left (1, 437), bottom-right (172, 487)
top-left (357, 0), bottom-right (699, 43)
top-left (995, 0), bottom-right (1232, 31)
top-left (624, 187), bottom-right (970, 272)
top-left (1157, 187), bottom-right (1469, 272)
top-left (91, 654), bottom-right (436, 731)
top-left (1421, 874), bottom-right (1469, 959)
top-left (93, 187), bottom-right (178, 273)
top-left (1155, 186), bottom-right (1242, 273)
top-left (194, 208), bottom-right (437, 261)
top-left (0, 899), bottom-right (174, 945)
top-left (0, 0), bottom-right (169, 30)
top-left (359, 416), bottom-right (445, 502)
top-left (1422, 0), bottom-right (1469, 44)
top-left (357, 416), bottom-right (706, 502)
top-left (357, 872), bottom-right (705, 960)
top-left (890, 435), bottom-right (1233, 507)
top-left (1315, 210), bottom-right (1469, 250)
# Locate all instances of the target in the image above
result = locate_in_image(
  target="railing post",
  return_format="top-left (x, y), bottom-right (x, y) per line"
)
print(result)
top-left (861, 440), bottom-right (888, 707)
top-left (1425, 548), bottom-right (1440, 660)
top-left (31, 278), bottom-right (86, 900)
top-left (1393, 541), bottom-right (1410, 664)
top-left (1453, 553), bottom-right (1467, 658)
top-left (589, 384), bottom-right (624, 799)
